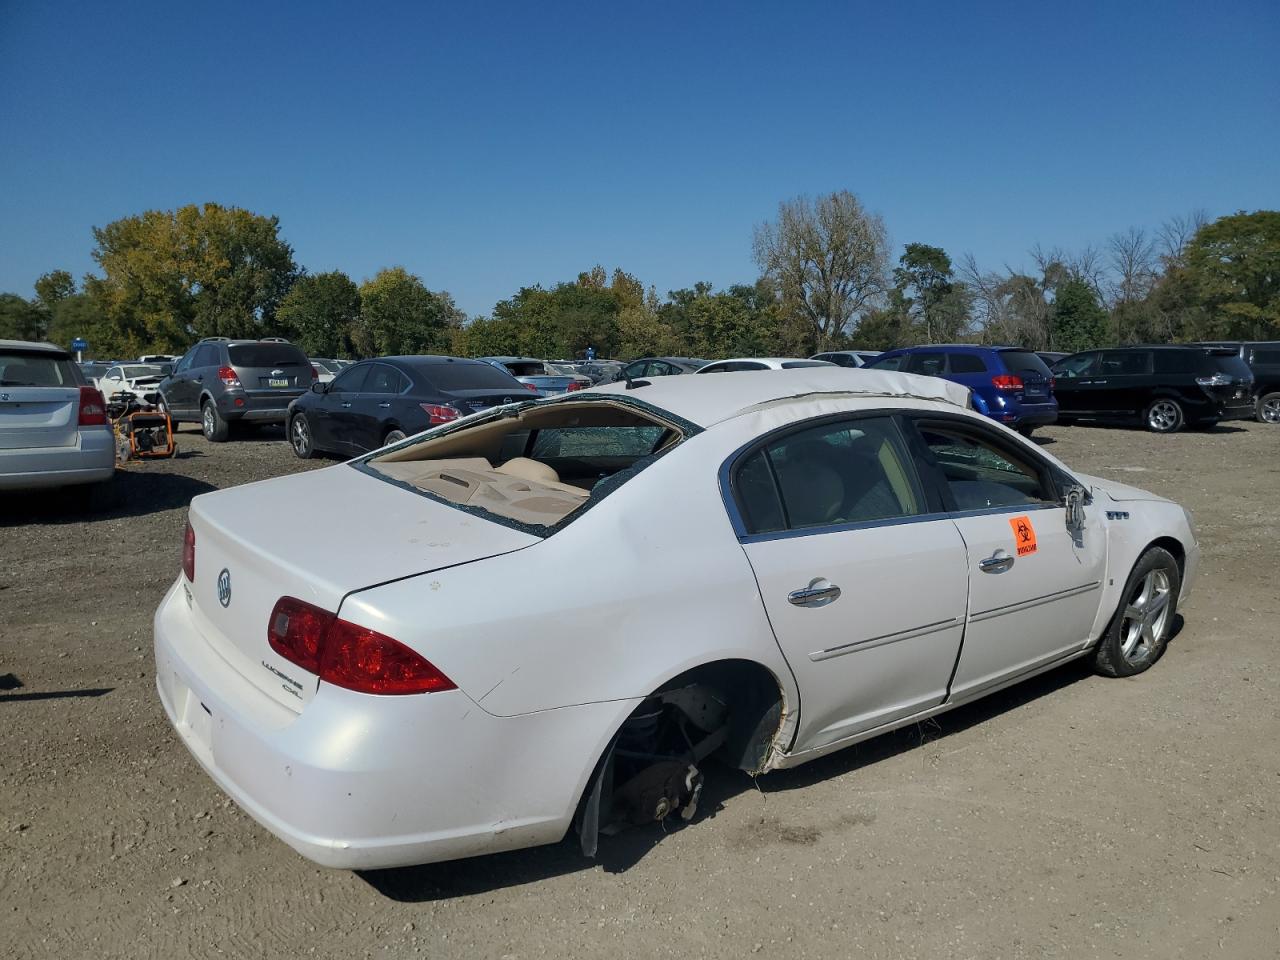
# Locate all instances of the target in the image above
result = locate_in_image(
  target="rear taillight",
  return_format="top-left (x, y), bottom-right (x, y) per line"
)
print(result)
top-left (77, 386), bottom-right (107, 426)
top-left (267, 596), bottom-right (333, 674)
top-left (566, 381), bottom-right (583, 392)
top-left (991, 374), bottom-right (1023, 391)
top-left (182, 521), bottom-right (196, 582)
top-left (419, 403), bottom-right (460, 424)
top-left (524, 383), bottom-right (539, 393)
top-left (267, 597), bottom-right (456, 695)
top-left (311, 365), bottom-right (321, 380)
top-left (217, 365), bottom-right (241, 387)
top-left (1049, 377), bottom-right (1056, 390)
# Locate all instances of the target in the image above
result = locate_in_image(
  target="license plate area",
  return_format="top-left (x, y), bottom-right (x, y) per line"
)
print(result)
top-left (268, 378), bottom-right (289, 388)
top-left (174, 673), bottom-right (214, 759)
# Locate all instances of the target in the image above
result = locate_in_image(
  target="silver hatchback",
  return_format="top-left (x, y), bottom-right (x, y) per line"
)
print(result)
top-left (0, 340), bottom-right (115, 492)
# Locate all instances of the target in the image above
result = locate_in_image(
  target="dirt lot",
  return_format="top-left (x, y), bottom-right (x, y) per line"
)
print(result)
top-left (2, 418), bottom-right (1278, 959)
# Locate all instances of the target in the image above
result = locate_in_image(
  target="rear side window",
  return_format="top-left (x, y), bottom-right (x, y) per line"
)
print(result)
top-left (1206, 353), bottom-right (1253, 379)
top-left (733, 416), bottom-right (923, 534)
top-left (906, 353), bottom-right (946, 376)
top-left (421, 362), bottom-right (522, 391)
top-left (228, 344), bottom-right (307, 368)
top-left (1249, 348), bottom-right (1280, 365)
top-left (1099, 351), bottom-right (1151, 375)
top-left (530, 425), bottom-right (666, 459)
top-left (1152, 351), bottom-right (1195, 374)
top-left (998, 350), bottom-right (1052, 377)
top-left (365, 364), bottom-right (407, 393)
top-left (949, 353), bottom-right (989, 374)
top-left (0, 350), bottom-right (75, 386)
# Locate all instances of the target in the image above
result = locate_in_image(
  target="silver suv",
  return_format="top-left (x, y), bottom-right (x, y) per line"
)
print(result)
top-left (159, 338), bottom-right (315, 441)
top-left (0, 340), bottom-right (115, 495)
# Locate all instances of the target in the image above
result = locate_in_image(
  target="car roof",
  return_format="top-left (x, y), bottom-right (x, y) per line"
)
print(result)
top-left (583, 367), bottom-right (971, 427)
top-left (704, 357), bottom-right (821, 365)
top-left (0, 339), bottom-right (66, 354)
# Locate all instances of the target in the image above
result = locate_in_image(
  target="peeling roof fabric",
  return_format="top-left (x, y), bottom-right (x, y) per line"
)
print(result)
top-left (579, 368), bottom-right (971, 427)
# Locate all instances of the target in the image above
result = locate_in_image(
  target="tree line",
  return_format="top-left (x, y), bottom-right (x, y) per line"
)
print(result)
top-left (2, 197), bottom-right (1277, 361)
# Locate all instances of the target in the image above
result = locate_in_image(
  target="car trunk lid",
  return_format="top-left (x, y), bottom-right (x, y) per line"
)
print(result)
top-left (227, 343), bottom-right (312, 397)
top-left (184, 464), bottom-right (540, 712)
top-left (0, 386), bottom-right (81, 450)
top-left (445, 386), bottom-right (535, 413)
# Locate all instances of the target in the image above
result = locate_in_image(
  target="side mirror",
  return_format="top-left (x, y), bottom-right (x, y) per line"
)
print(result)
top-left (1064, 484), bottom-right (1087, 530)
top-left (310, 381), bottom-right (327, 394)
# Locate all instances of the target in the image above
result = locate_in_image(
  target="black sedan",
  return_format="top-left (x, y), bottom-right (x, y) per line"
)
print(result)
top-left (286, 355), bottom-right (535, 458)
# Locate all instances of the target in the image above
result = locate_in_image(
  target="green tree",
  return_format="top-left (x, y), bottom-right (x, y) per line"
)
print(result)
top-left (891, 243), bottom-right (971, 343)
top-left (1051, 280), bottom-right (1109, 352)
top-left (0, 294), bottom-right (45, 341)
top-left (753, 191), bottom-right (890, 352)
top-left (276, 271), bottom-right (361, 357)
top-left (86, 203), bottom-right (298, 352)
top-left (46, 293), bottom-right (110, 352)
top-left (1182, 210), bottom-right (1280, 339)
top-left (354, 267), bottom-right (462, 356)
top-left (34, 270), bottom-right (76, 312)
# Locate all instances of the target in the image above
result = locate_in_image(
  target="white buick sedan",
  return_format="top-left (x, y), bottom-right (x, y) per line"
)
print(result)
top-left (154, 368), bottom-right (1198, 869)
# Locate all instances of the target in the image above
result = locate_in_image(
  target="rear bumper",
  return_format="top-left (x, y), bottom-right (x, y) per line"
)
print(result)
top-left (1202, 402), bottom-right (1254, 424)
top-left (0, 427), bottom-right (115, 489)
top-left (153, 580), bottom-right (626, 869)
top-left (217, 391), bottom-right (305, 423)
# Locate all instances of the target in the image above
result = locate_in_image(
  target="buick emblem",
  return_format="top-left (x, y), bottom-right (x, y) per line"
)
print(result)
top-left (217, 568), bottom-right (232, 608)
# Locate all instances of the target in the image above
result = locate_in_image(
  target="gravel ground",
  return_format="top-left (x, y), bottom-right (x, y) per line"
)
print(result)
top-left (2, 418), bottom-right (1278, 959)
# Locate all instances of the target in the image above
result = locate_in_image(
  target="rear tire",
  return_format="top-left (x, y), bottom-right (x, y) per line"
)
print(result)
top-left (1257, 391), bottom-right (1280, 424)
top-left (383, 428), bottom-right (407, 446)
top-left (201, 400), bottom-right (230, 442)
top-left (1094, 546), bottom-right (1181, 678)
top-left (290, 414), bottom-right (315, 459)
top-left (1017, 425), bottom-right (1036, 437)
top-left (1145, 398), bottom-right (1183, 433)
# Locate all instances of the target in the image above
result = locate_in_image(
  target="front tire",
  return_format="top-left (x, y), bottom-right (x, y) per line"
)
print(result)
top-left (383, 428), bottom-right (407, 446)
top-left (290, 414), bottom-right (315, 459)
top-left (1145, 398), bottom-right (1183, 433)
top-left (1257, 391), bottom-right (1280, 424)
top-left (1094, 546), bottom-right (1181, 678)
top-left (201, 400), bottom-right (230, 442)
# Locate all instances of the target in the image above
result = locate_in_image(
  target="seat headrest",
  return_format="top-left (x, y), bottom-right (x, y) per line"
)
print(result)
top-left (496, 457), bottom-right (561, 485)
top-left (777, 462), bottom-right (844, 527)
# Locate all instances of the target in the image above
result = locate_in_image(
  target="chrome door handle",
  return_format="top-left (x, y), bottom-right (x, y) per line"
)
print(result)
top-left (378, 402), bottom-right (391, 408)
top-left (341, 402), bottom-right (352, 408)
top-left (787, 578), bottom-right (841, 608)
top-left (979, 551), bottom-right (1014, 574)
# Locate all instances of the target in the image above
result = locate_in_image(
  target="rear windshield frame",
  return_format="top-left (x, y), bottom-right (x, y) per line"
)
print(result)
top-left (350, 393), bottom-right (703, 539)
top-left (0, 348), bottom-right (81, 387)
top-left (415, 361), bottom-right (526, 392)
top-left (997, 349), bottom-right (1053, 377)
top-left (227, 344), bottom-right (309, 368)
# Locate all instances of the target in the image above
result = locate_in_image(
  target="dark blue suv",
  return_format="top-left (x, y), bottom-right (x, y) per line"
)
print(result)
top-left (868, 345), bottom-right (1059, 434)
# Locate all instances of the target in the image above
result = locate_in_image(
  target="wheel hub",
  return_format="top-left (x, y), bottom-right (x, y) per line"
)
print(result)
top-left (1119, 569), bottom-right (1172, 661)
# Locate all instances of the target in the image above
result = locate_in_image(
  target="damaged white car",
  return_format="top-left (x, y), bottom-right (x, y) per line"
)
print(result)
top-left (154, 368), bottom-right (1198, 869)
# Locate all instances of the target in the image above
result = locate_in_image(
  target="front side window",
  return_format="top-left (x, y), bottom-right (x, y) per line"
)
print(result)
top-left (733, 416), bottom-right (923, 534)
top-left (1053, 353), bottom-right (1097, 378)
top-left (912, 422), bottom-right (1053, 510)
top-left (1250, 347), bottom-right (1280, 366)
top-left (329, 364), bottom-right (370, 393)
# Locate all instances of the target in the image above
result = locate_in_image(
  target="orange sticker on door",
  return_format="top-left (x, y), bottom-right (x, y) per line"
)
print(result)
top-left (1009, 515), bottom-right (1038, 556)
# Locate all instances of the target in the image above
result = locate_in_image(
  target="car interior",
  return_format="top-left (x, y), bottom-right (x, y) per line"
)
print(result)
top-left (365, 399), bottom-right (685, 527)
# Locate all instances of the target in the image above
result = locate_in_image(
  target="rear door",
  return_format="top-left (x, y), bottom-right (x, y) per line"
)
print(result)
top-left (1095, 350), bottom-right (1152, 415)
top-left (0, 348), bottom-right (82, 450)
top-left (903, 416), bottom-right (1106, 699)
top-left (731, 414), bottom-right (970, 753)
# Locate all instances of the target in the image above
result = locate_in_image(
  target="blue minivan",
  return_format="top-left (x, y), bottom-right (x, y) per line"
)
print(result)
top-left (868, 345), bottom-right (1059, 434)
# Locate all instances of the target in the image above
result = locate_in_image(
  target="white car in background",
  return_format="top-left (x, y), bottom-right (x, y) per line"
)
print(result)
top-left (155, 367), bottom-right (1197, 869)
top-left (695, 357), bottom-right (837, 373)
top-left (309, 358), bottom-right (344, 384)
top-left (95, 362), bottom-right (169, 404)
top-left (1, 340), bottom-right (114, 495)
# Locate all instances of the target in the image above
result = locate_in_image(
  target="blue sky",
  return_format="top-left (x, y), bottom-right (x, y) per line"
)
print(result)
top-left (2, 1), bottom-right (1277, 316)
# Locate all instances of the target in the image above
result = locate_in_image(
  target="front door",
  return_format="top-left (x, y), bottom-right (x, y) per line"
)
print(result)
top-left (730, 414), bottom-right (971, 754)
top-left (313, 363), bottom-right (369, 453)
top-left (904, 417), bottom-right (1107, 700)
top-left (1050, 351), bottom-right (1102, 416)
top-left (1094, 350), bottom-right (1153, 417)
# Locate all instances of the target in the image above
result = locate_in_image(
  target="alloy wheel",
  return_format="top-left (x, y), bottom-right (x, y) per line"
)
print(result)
top-left (1148, 401), bottom-right (1179, 432)
top-left (1119, 569), bottom-right (1172, 663)
top-left (291, 416), bottom-right (311, 455)
top-left (1262, 396), bottom-right (1280, 424)
top-left (202, 405), bottom-right (215, 438)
